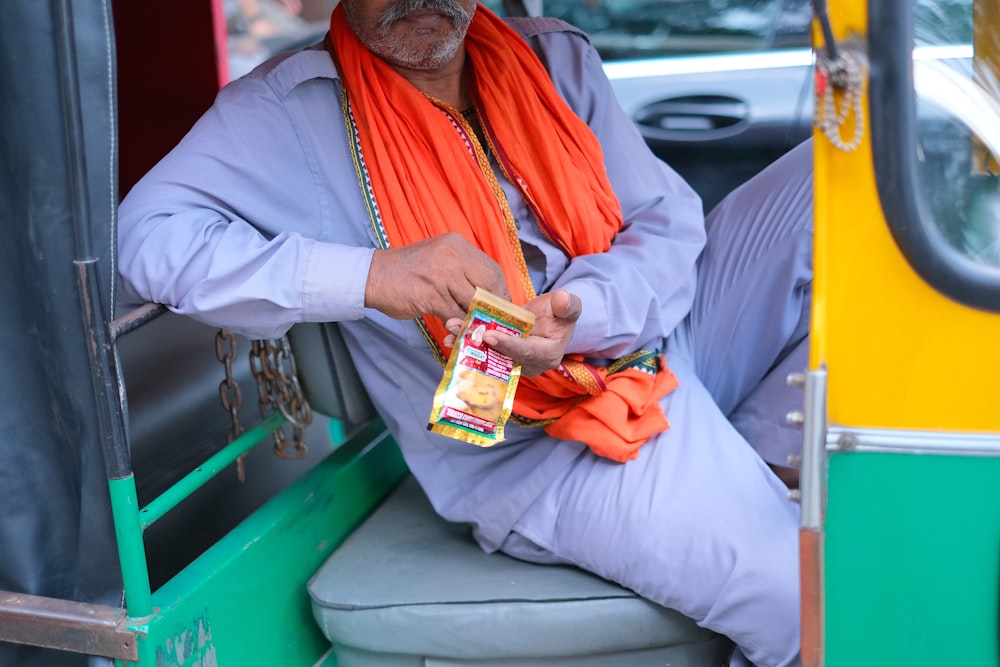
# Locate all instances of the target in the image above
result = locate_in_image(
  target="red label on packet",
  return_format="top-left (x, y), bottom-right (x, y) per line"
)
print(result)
top-left (428, 288), bottom-right (535, 447)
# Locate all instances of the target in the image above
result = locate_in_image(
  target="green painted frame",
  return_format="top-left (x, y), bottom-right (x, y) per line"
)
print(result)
top-left (118, 420), bottom-right (408, 666)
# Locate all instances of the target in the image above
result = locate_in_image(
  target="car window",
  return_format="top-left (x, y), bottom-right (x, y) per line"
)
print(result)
top-left (485, 0), bottom-right (976, 60)
top-left (912, 0), bottom-right (999, 269)
top-left (483, 0), bottom-right (812, 60)
top-left (915, 0), bottom-right (974, 46)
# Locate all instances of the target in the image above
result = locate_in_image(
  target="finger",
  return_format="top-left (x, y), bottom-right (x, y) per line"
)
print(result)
top-left (433, 284), bottom-right (466, 320)
top-left (473, 266), bottom-right (511, 303)
top-left (474, 256), bottom-right (511, 302)
top-left (487, 340), bottom-right (542, 377)
top-left (484, 331), bottom-right (538, 364)
top-left (444, 273), bottom-right (508, 319)
top-left (436, 234), bottom-right (509, 307)
top-left (482, 330), bottom-right (515, 354)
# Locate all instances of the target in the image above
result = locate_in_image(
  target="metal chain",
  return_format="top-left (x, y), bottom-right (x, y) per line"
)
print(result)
top-left (217, 329), bottom-right (314, 484)
top-left (814, 52), bottom-right (865, 152)
top-left (215, 328), bottom-right (248, 482)
top-left (249, 336), bottom-right (312, 459)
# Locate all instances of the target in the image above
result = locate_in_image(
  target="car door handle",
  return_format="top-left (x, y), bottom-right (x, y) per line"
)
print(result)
top-left (635, 95), bottom-right (749, 140)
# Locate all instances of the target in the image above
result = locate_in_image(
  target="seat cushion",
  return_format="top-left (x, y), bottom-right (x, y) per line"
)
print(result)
top-left (308, 476), bottom-right (733, 665)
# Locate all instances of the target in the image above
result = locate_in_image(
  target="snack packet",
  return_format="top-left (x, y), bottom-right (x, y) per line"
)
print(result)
top-left (428, 288), bottom-right (535, 446)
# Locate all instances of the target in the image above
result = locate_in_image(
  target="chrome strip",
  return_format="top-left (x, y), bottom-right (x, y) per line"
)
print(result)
top-left (603, 49), bottom-right (815, 80)
top-left (827, 426), bottom-right (1000, 457)
top-left (913, 44), bottom-right (974, 61)
top-left (601, 44), bottom-right (971, 82)
top-left (800, 368), bottom-right (828, 531)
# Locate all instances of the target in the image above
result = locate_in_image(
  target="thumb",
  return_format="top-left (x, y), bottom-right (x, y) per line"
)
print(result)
top-left (550, 289), bottom-right (582, 323)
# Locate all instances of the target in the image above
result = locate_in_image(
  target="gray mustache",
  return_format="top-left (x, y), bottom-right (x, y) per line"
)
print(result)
top-left (377, 0), bottom-right (471, 31)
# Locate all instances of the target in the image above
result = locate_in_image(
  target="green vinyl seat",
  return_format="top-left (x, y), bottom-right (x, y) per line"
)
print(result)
top-left (308, 475), bottom-right (734, 666)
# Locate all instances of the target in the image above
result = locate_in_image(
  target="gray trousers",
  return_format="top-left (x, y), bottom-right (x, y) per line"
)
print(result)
top-left (501, 140), bottom-right (813, 667)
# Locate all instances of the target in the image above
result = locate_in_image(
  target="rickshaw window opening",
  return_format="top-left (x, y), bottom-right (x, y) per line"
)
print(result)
top-left (869, 0), bottom-right (1000, 312)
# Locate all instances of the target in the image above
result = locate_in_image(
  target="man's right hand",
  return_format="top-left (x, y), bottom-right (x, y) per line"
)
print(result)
top-left (364, 232), bottom-right (510, 323)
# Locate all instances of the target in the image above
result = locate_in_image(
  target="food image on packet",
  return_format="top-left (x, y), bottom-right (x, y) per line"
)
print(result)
top-left (428, 288), bottom-right (535, 447)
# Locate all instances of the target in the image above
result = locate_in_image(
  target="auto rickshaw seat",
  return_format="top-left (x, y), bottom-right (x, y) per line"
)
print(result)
top-left (293, 322), bottom-right (733, 665)
top-left (307, 476), bottom-right (734, 666)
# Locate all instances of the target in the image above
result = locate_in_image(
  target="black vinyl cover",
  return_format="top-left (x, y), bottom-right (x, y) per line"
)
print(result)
top-left (0, 1), bottom-right (123, 665)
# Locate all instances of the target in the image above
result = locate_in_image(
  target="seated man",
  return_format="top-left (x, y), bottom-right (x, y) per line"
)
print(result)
top-left (117, 1), bottom-right (811, 665)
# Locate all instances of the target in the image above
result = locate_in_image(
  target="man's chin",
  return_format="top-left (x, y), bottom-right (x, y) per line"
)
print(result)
top-left (371, 38), bottom-right (463, 71)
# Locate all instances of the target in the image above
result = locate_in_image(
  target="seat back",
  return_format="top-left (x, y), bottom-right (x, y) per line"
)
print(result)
top-left (287, 322), bottom-right (378, 431)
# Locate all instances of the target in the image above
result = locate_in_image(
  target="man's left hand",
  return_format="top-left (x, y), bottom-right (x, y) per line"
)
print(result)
top-left (444, 289), bottom-right (582, 377)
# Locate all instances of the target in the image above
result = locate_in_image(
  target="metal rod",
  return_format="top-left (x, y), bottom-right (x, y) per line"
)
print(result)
top-left (799, 528), bottom-right (825, 667)
top-left (140, 411), bottom-right (288, 530)
top-left (827, 426), bottom-right (1000, 457)
top-left (0, 591), bottom-right (138, 661)
top-left (52, 0), bottom-right (93, 259)
top-left (800, 367), bottom-right (828, 531)
top-left (798, 367), bottom-right (827, 667)
top-left (110, 302), bottom-right (168, 340)
top-left (810, 0), bottom-right (841, 63)
top-left (108, 476), bottom-right (154, 619)
top-left (76, 259), bottom-right (132, 480)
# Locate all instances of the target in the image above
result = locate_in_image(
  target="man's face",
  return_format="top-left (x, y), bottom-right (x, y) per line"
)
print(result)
top-left (342, 0), bottom-right (478, 71)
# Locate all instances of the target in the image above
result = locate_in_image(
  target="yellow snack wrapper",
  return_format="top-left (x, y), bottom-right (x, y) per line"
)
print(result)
top-left (428, 288), bottom-right (535, 446)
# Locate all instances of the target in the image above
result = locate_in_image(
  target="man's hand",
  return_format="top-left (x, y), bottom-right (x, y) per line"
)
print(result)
top-left (365, 233), bottom-right (509, 323)
top-left (445, 289), bottom-right (582, 377)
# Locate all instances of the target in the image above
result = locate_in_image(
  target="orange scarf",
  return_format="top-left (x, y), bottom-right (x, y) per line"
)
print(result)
top-left (329, 5), bottom-right (677, 462)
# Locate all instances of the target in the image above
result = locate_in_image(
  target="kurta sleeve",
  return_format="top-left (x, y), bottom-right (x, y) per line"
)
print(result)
top-left (526, 28), bottom-right (707, 360)
top-left (117, 68), bottom-right (371, 340)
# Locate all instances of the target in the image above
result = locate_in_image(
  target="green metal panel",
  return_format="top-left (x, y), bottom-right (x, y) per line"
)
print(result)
top-left (119, 420), bottom-right (408, 666)
top-left (825, 452), bottom-right (1000, 666)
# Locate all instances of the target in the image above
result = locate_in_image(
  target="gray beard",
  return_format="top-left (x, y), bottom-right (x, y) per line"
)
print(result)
top-left (348, 0), bottom-right (477, 71)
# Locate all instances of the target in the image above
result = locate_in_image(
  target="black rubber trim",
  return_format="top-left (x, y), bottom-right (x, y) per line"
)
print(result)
top-left (869, 0), bottom-right (1000, 312)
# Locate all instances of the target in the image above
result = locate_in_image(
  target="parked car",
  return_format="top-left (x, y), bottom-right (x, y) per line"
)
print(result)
top-left (495, 0), bottom-right (975, 211)
top-left (486, 0), bottom-right (815, 210)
